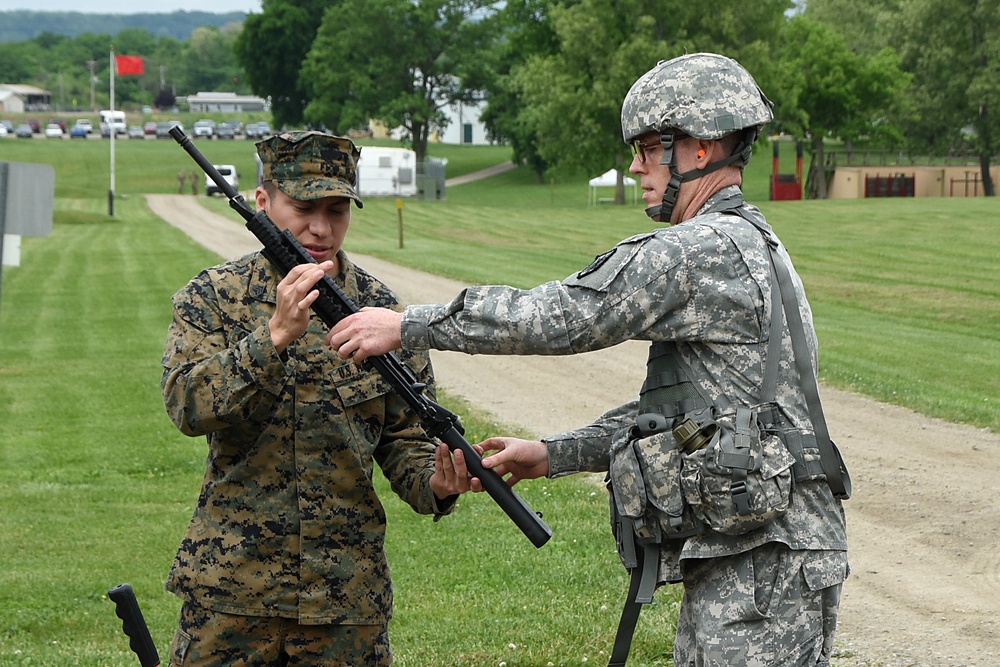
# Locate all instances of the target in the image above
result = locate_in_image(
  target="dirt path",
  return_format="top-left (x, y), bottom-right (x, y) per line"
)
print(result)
top-left (147, 194), bottom-right (1000, 667)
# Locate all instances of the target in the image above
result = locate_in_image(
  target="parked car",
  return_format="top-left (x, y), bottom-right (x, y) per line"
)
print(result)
top-left (143, 121), bottom-right (157, 135)
top-left (192, 119), bottom-right (216, 138)
top-left (155, 120), bottom-right (183, 138)
top-left (127, 125), bottom-right (144, 138)
top-left (26, 119), bottom-right (40, 133)
top-left (205, 164), bottom-right (238, 196)
top-left (48, 118), bottom-right (67, 132)
top-left (73, 119), bottom-right (93, 134)
top-left (15, 123), bottom-right (33, 138)
top-left (245, 121), bottom-right (272, 139)
top-left (1, 120), bottom-right (15, 134)
top-left (100, 122), bottom-right (112, 138)
top-left (70, 125), bottom-right (89, 139)
top-left (0, 125), bottom-right (7, 138)
top-left (216, 122), bottom-right (236, 140)
top-left (44, 123), bottom-right (64, 138)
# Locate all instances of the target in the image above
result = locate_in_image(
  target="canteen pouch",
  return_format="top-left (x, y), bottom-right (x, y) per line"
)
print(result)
top-left (679, 407), bottom-right (795, 535)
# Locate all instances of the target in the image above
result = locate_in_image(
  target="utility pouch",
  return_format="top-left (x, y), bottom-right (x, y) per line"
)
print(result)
top-left (679, 407), bottom-right (795, 535)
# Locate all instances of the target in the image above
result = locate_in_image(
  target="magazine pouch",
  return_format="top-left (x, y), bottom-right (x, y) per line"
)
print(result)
top-left (608, 413), bottom-right (703, 559)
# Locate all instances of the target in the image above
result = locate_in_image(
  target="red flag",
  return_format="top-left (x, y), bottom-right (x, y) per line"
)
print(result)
top-left (115, 55), bottom-right (144, 76)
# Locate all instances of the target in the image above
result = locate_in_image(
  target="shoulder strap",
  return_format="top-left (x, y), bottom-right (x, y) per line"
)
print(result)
top-left (727, 199), bottom-right (851, 499)
top-left (764, 238), bottom-right (851, 499)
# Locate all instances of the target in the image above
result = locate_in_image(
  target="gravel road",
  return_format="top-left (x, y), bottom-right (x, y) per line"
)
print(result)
top-left (147, 193), bottom-right (1000, 667)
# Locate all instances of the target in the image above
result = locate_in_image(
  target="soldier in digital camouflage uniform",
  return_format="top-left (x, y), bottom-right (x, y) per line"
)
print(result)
top-left (161, 130), bottom-right (473, 667)
top-left (328, 54), bottom-right (850, 666)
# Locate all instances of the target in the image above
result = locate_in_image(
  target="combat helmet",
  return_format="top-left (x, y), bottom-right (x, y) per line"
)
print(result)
top-left (621, 53), bottom-right (773, 221)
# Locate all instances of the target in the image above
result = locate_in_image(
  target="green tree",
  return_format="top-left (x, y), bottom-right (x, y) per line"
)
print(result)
top-left (180, 24), bottom-right (246, 96)
top-left (892, 0), bottom-right (1000, 196)
top-left (509, 0), bottom-right (788, 203)
top-left (772, 16), bottom-right (909, 198)
top-left (234, 0), bottom-right (332, 128)
top-left (803, 0), bottom-right (900, 56)
top-left (477, 0), bottom-right (563, 183)
top-left (300, 0), bottom-right (498, 164)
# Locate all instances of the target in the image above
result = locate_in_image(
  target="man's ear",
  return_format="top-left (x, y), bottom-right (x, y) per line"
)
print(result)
top-left (255, 186), bottom-right (269, 211)
top-left (696, 140), bottom-right (713, 163)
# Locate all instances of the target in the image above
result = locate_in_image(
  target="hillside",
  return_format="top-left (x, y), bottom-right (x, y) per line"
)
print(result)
top-left (0, 9), bottom-right (247, 43)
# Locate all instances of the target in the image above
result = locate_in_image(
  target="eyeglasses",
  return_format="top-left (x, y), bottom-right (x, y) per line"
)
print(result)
top-left (629, 138), bottom-right (662, 164)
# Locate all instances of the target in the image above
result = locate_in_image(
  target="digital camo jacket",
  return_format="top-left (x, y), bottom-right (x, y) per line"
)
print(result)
top-left (401, 186), bottom-right (847, 582)
top-left (162, 250), bottom-right (453, 625)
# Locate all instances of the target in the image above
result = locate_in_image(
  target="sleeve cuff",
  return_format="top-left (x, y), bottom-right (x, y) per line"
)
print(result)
top-left (246, 323), bottom-right (293, 395)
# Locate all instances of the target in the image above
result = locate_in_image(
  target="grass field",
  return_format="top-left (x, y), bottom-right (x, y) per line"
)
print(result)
top-left (0, 136), bottom-right (997, 666)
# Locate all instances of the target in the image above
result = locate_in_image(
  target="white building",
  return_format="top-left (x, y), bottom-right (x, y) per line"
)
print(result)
top-left (435, 99), bottom-right (489, 145)
top-left (372, 98), bottom-right (491, 146)
top-left (0, 84), bottom-right (51, 112)
top-left (185, 91), bottom-right (270, 113)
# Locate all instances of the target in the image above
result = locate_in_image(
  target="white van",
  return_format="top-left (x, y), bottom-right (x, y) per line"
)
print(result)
top-left (205, 164), bottom-right (239, 196)
top-left (98, 110), bottom-right (126, 135)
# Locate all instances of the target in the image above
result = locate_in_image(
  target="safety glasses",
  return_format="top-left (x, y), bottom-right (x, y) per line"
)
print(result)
top-left (629, 137), bottom-right (662, 164)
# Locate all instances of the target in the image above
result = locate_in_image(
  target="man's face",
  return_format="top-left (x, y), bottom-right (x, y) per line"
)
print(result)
top-left (628, 131), bottom-right (671, 219)
top-left (256, 185), bottom-right (351, 267)
top-left (628, 131), bottom-right (700, 223)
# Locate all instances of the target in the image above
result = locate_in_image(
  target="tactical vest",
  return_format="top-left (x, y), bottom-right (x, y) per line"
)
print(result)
top-left (605, 194), bottom-right (850, 667)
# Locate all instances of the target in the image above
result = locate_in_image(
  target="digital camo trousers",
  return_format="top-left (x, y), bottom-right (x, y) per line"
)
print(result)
top-left (674, 543), bottom-right (848, 667)
top-left (168, 602), bottom-right (393, 667)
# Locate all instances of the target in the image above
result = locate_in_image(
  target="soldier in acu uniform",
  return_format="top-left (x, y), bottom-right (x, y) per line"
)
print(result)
top-left (328, 54), bottom-right (850, 667)
top-left (161, 131), bottom-right (473, 667)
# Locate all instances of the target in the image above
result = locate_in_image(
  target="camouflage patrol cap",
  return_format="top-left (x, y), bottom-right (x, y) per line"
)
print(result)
top-left (621, 52), bottom-right (773, 143)
top-left (256, 130), bottom-right (363, 208)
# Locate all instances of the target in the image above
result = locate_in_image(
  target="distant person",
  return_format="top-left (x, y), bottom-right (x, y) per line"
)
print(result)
top-left (328, 53), bottom-right (850, 667)
top-left (177, 170), bottom-right (185, 195)
top-left (160, 130), bottom-right (473, 666)
top-left (189, 169), bottom-right (198, 196)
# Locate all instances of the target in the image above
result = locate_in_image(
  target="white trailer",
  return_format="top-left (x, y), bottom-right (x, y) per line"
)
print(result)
top-left (356, 146), bottom-right (417, 197)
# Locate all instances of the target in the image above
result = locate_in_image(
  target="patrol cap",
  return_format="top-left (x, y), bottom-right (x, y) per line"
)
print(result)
top-left (256, 130), bottom-right (363, 208)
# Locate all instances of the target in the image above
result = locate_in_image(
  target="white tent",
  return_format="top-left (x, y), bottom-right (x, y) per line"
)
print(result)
top-left (588, 169), bottom-right (638, 205)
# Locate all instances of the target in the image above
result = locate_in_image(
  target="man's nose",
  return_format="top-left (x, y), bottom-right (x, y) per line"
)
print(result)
top-left (628, 154), bottom-right (644, 175)
top-left (307, 213), bottom-right (334, 235)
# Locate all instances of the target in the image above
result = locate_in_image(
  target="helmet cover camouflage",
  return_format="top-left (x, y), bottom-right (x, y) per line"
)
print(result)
top-left (621, 53), bottom-right (773, 143)
top-left (256, 131), bottom-right (364, 208)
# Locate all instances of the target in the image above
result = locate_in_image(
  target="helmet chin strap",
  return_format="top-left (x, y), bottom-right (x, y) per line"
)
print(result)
top-left (645, 130), bottom-right (753, 222)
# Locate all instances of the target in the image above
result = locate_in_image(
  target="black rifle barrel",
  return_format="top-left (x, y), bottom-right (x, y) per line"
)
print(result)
top-left (169, 127), bottom-right (552, 548)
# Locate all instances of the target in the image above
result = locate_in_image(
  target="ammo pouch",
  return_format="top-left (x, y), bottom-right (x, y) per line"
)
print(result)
top-left (679, 406), bottom-right (795, 535)
top-left (608, 414), bottom-right (702, 554)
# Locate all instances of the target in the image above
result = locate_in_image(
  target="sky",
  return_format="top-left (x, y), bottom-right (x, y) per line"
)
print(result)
top-left (0, 0), bottom-right (261, 12)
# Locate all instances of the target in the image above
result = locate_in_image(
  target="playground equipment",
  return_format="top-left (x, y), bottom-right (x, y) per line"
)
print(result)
top-left (770, 141), bottom-right (803, 200)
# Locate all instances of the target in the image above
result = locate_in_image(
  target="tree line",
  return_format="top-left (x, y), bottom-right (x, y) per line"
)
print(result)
top-left (3, 0), bottom-right (998, 197)
top-left (235, 0), bottom-right (1000, 197)
top-left (0, 10), bottom-right (248, 44)
top-left (0, 20), bottom-right (249, 115)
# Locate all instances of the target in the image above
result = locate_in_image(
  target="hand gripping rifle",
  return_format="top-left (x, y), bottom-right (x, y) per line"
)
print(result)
top-left (169, 126), bottom-right (551, 548)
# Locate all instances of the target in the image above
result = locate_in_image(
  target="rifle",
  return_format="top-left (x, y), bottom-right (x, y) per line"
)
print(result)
top-left (108, 583), bottom-right (160, 667)
top-left (169, 126), bottom-right (552, 548)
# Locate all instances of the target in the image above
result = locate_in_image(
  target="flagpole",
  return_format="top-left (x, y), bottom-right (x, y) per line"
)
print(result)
top-left (109, 45), bottom-right (116, 217)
